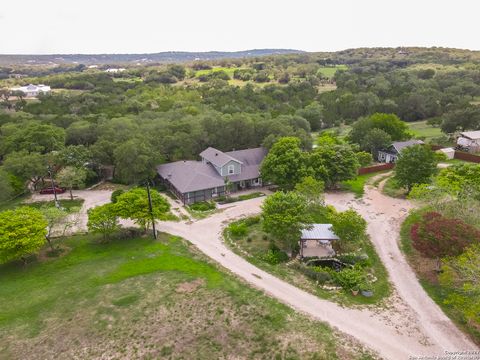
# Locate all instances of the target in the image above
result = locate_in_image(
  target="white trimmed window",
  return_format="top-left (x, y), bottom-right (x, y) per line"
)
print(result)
top-left (228, 165), bottom-right (234, 174)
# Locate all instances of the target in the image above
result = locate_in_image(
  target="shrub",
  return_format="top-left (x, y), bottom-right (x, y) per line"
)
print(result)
top-left (331, 266), bottom-right (366, 290)
top-left (260, 249), bottom-right (289, 265)
top-left (294, 264), bottom-right (333, 284)
top-left (356, 151), bottom-right (373, 167)
top-left (336, 253), bottom-right (371, 267)
top-left (189, 201), bottom-right (216, 212)
top-left (229, 223), bottom-right (248, 237)
top-left (111, 189), bottom-right (125, 203)
top-left (411, 212), bottom-right (480, 258)
top-left (242, 216), bottom-right (261, 227)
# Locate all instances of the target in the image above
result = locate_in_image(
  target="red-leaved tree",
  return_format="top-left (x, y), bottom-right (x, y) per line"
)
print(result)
top-left (411, 212), bottom-right (480, 258)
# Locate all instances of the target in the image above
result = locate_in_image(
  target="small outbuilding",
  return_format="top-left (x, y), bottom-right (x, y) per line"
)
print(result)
top-left (300, 224), bottom-right (339, 258)
top-left (437, 147), bottom-right (455, 160)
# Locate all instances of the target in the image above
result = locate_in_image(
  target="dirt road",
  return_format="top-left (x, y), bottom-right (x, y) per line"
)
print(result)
top-left (33, 187), bottom-right (478, 358)
top-left (158, 186), bottom-right (477, 359)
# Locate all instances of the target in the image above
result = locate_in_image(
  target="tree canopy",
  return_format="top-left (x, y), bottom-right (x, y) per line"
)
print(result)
top-left (114, 188), bottom-right (170, 232)
top-left (0, 207), bottom-right (48, 264)
top-left (394, 145), bottom-right (438, 192)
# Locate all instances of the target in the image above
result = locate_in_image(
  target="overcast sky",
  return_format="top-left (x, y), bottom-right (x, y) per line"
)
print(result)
top-left (1, 0), bottom-right (479, 54)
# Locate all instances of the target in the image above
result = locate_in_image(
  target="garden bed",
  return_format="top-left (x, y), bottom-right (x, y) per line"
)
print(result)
top-left (224, 216), bottom-right (390, 306)
top-left (400, 209), bottom-right (480, 344)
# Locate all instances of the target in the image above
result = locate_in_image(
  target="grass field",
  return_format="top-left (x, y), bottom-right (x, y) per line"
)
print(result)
top-left (194, 67), bottom-right (238, 78)
top-left (407, 121), bottom-right (443, 142)
top-left (0, 233), bottom-right (373, 359)
top-left (317, 65), bottom-right (348, 79)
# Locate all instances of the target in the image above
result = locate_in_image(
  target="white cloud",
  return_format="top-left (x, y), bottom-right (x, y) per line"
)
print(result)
top-left (1, 0), bottom-right (479, 54)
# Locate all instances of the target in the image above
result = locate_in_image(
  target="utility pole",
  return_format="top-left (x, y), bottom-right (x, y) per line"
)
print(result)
top-left (48, 166), bottom-right (60, 208)
top-left (146, 180), bottom-right (157, 239)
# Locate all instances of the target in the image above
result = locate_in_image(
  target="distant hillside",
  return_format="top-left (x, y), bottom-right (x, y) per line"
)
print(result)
top-left (0, 49), bottom-right (303, 65)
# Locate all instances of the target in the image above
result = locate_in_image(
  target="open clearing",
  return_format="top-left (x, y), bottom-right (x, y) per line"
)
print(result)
top-left (407, 121), bottom-right (443, 141)
top-left (0, 234), bottom-right (372, 360)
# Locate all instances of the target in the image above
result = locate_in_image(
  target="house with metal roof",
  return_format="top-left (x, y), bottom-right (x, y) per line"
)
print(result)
top-left (378, 140), bottom-right (424, 163)
top-left (10, 84), bottom-right (51, 97)
top-left (457, 130), bottom-right (480, 152)
top-left (300, 224), bottom-right (339, 258)
top-left (157, 147), bottom-right (267, 204)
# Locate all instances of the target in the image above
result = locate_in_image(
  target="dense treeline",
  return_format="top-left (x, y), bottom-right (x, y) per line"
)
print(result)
top-left (1, 47), bottom-right (480, 195)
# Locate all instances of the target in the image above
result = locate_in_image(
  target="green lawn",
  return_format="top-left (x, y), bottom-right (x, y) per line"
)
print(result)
top-left (340, 171), bottom-right (390, 198)
top-left (1, 233), bottom-right (374, 359)
top-left (195, 67), bottom-right (238, 78)
top-left (407, 121), bottom-right (443, 142)
top-left (0, 196), bottom-right (84, 212)
top-left (317, 65), bottom-right (348, 79)
top-left (225, 218), bottom-right (391, 306)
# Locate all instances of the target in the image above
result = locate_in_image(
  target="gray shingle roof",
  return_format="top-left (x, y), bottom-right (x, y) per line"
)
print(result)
top-left (157, 160), bottom-right (225, 193)
top-left (200, 147), bottom-right (242, 168)
top-left (391, 140), bottom-right (424, 153)
top-left (157, 147), bottom-right (267, 194)
top-left (225, 147), bottom-right (267, 166)
top-left (300, 224), bottom-right (339, 240)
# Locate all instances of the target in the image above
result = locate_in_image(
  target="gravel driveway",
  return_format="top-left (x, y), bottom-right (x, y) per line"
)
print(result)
top-left (158, 183), bottom-right (478, 359)
top-left (32, 185), bottom-right (478, 358)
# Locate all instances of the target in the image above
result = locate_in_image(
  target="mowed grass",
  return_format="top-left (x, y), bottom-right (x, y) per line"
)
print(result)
top-left (317, 65), bottom-right (348, 79)
top-left (0, 233), bottom-right (373, 359)
top-left (340, 170), bottom-right (390, 198)
top-left (0, 196), bottom-right (84, 212)
top-left (407, 120), bottom-right (443, 142)
top-left (195, 67), bottom-right (238, 78)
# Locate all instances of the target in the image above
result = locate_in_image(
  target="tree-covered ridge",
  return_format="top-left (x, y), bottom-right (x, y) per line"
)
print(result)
top-left (0, 46), bottom-right (479, 195)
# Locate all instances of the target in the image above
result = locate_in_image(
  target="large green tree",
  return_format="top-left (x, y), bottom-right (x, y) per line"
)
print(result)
top-left (113, 138), bottom-right (160, 184)
top-left (56, 166), bottom-right (87, 200)
top-left (261, 191), bottom-right (310, 253)
top-left (329, 209), bottom-right (367, 252)
top-left (0, 207), bottom-right (48, 264)
top-left (309, 144), bottom-right (360, 188)
top-left (260, 137), bottom-right (311, 190)
top-left (3, 151), bottom-right (47, 190)
top-left (115, 188), bottom-right (170, 232)
top-left (0, 169), bottom-right (14, 202)
top-left (394, 144), bottom-right (438, 192)
top-left (348, 113), bottom-right (410, 150)
top-left (87, 203), bottom-right (121, 241)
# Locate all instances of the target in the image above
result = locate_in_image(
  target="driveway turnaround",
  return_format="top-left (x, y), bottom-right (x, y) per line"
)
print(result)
top-left (34, 186), bottom-right (478, 359)
top-left (158, 186), bottom-right (477, 360)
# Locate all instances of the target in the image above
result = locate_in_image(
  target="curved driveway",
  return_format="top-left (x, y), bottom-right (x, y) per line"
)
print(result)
top-left (35, 186), bottom-right (478, 359)
top-left (158, 186), bottom-right (477, 360)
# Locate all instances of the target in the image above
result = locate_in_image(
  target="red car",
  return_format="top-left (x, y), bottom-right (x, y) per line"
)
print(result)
top-left (39, 187), bottom-right (66, 195)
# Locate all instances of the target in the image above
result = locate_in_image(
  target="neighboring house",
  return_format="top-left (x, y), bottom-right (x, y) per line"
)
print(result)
top-left (300, 224), bottom-right (339, 258)
top-left (10, 84), bottom-right (51, 97)
top-left (457, 130), bottom-right (480, 152)
top-left (105, 68), bottom-right (126, 73)
top-left (157, 147), bottom-right (267, 204)
top-left (378, 140), bottom-right (424, 163)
